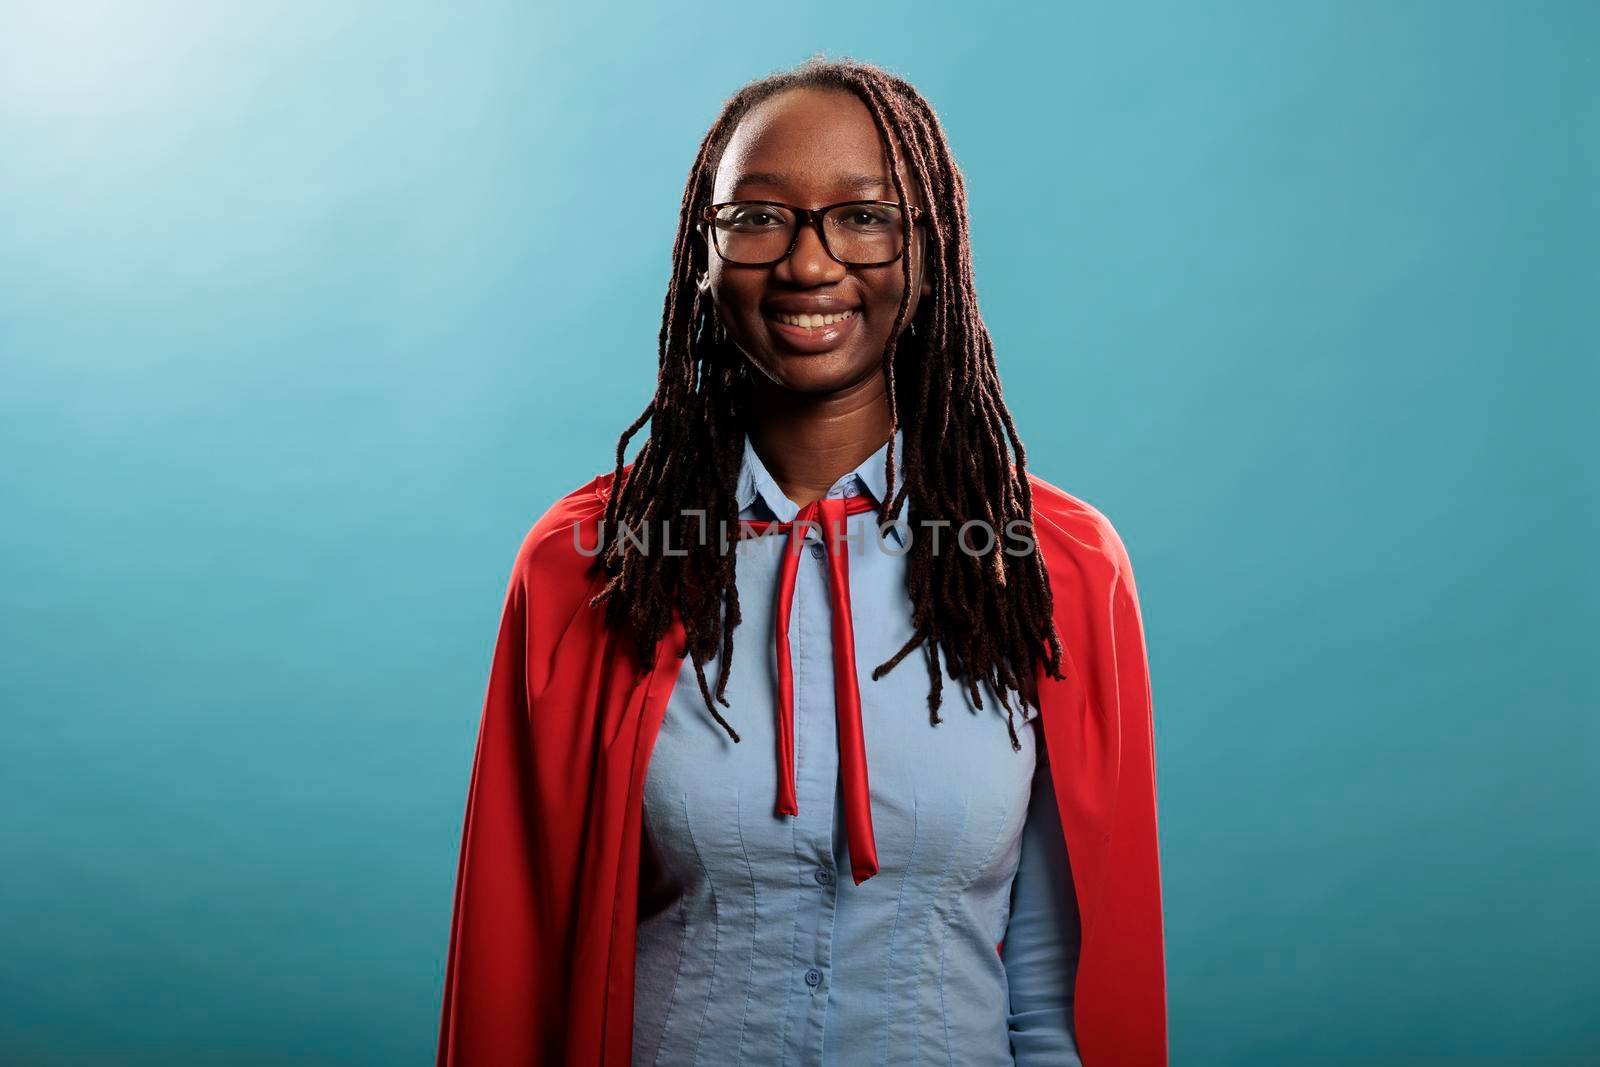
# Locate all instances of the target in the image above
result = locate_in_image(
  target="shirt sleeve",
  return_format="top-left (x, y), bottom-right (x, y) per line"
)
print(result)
top-left (1002, 730), bottom-right (1085, 1066)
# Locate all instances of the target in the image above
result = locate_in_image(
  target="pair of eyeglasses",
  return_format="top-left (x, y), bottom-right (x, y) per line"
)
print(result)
top-left (701, 200), bottom-right (925, 267)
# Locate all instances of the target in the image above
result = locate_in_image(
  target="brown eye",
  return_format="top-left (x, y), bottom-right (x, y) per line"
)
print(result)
top-left (837, 206), bottom-right (899, 233)
top-left (718, 204), bottom-right (792, 232)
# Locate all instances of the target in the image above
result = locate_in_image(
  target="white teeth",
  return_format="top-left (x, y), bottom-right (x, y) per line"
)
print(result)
top-left (772, 309), bottom-right (856, 329)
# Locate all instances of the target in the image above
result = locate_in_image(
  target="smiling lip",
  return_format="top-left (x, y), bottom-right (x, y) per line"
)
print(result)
top-left (763, 308), bottom-right (860, 354)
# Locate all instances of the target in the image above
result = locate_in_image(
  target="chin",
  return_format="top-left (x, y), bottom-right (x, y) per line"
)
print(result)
top-left (753, 350), bottom-right (876, 394)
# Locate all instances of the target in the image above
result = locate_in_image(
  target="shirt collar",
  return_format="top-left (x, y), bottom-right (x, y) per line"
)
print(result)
top-left (735, 428), bottom-right (907, 526)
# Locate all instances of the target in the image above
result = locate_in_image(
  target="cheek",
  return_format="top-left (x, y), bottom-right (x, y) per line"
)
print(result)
top-left (708, 267), bottom-right (761, 319)
top-left (712, 297), bottom-right (737, 337)
top-left (861, 269), bottom-right (913, 325)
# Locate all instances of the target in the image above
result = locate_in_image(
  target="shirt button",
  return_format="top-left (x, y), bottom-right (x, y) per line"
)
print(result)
top-left (804, 967), bottom-right (823, 988)
top-left (814, 867), bottom-right (833, 886)
top-left (809, 543), bottom-right (824, 560)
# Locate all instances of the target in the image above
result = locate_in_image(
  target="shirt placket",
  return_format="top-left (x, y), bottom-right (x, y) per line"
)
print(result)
top-left (786, 477), bottom-right (860, 1065)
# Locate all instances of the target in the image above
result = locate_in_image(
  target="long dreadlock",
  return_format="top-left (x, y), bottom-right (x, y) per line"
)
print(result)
top-left (587, 56), bottom-right (1066, 751)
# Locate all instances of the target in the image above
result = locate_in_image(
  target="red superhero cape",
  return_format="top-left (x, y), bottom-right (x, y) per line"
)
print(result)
top-left (437, 467), bottom-right (1168, 1066)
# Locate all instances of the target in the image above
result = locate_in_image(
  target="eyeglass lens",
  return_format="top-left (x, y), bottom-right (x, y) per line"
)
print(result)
top-left (711, 202), bottom-right (906, 266)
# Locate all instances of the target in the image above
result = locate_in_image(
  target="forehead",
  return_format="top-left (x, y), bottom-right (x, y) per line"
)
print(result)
top-left (713, 87), bottom-right (914, 205)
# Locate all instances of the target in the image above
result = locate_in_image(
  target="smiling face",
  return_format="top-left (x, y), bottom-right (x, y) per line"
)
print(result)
top-left (697, 87), bottom-right (933, 396)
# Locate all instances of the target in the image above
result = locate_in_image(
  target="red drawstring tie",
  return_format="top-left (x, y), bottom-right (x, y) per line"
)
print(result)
top-left (740, 494), bottom-right (881, 884)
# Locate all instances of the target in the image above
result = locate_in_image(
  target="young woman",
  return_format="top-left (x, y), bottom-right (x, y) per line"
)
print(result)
top-left (437, 58), bottom-right (1167, 1066)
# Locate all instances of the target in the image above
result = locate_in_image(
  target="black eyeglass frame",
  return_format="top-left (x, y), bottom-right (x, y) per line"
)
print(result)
top-left (700, 199), bottom-right (927, 268)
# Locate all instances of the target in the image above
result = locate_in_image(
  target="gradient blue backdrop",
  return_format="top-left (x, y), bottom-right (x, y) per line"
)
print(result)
top-left (2, 2), bottom-right (1595, 1064)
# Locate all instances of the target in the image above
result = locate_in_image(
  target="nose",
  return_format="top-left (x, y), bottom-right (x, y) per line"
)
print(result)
top-left (773, 216), bottom-right (847, 286)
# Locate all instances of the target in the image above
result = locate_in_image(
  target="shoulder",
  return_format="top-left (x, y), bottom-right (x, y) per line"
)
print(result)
top-left (1023, 472), bottom-right (1150, 681)
top-left (504, 466), bottom-right (626, 602)
top-left (1023, 470), bottom-right (1137, 590)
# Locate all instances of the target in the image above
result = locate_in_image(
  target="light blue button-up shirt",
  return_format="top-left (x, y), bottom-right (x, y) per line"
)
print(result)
top-left (633, 430), bottom-right (1083, 1066)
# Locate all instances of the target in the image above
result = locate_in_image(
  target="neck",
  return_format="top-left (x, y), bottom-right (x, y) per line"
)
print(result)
top-left (741, 369), bottom-right (894, 509)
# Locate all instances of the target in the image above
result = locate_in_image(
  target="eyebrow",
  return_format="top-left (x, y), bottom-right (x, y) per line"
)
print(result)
top-left (731, 171), bottom-right (897, 197)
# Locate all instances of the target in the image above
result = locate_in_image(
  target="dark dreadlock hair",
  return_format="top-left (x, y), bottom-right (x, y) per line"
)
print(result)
top-left (588, 56), bottom-right (1066, 751)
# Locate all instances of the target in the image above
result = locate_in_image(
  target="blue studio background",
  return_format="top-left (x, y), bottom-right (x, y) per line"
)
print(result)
top-left (2, 2), bottom-right (1594, 1064)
